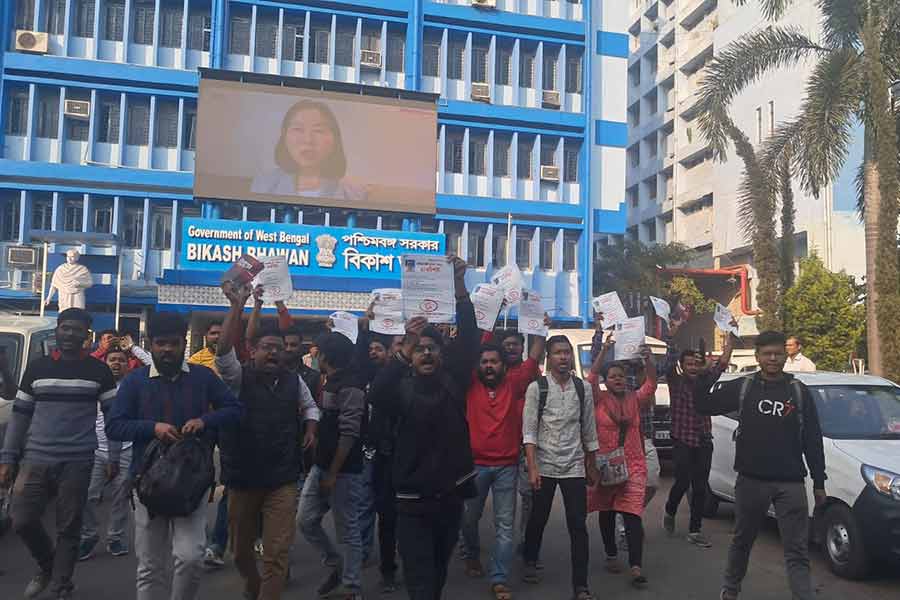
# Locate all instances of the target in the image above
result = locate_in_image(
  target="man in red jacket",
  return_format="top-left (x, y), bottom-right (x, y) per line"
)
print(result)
top-left (462, 328), bottom-right (546, 600)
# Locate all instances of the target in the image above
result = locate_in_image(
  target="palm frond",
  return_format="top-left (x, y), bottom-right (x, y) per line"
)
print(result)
top-left (697, 27), bottom-right (828, 160)
top-left (855, 161), bottom-right (866, 218)
top-left (818, 0), bottom-right (863, 49)
top-left (733, 0), bottom-right (794, 21)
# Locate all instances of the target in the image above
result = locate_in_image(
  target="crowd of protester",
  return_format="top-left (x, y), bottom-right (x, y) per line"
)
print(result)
top-left (0, 255), bottom-right (827, 600)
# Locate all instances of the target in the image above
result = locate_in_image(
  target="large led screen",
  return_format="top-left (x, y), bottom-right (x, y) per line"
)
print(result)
top-left (194, 78), bottom-right (438, 214)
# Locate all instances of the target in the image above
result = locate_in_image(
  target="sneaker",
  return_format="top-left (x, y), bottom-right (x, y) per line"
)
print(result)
top-left (24, 571), bottom-right (52, 599)
top-left (687, 532), bottom-right (712, 548)
top-left (720, 589), bottom-right (738, 600)
top-left (107, 539), bottom-right (129, 557)
top-left (55, 584), bottom-right (75, 600)
top-left (253, 539), bottom-right (264, 557)
top-left (663, 512), bottom-right (675, 536)
top-left (204, 547), bottom-right (225, 569)
top-left (317, 569), bottom-right (342, 598)
top-left (341, 593), bottom-right (363, 600)
top-left (380, 573), bottom-right (397, 593)
top-left (78, 538), bottom-right (97, 561)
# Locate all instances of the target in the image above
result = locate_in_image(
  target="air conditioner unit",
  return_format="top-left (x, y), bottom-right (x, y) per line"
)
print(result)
top-left (360, 49), bottom-right (382, 69)
top-left (472, 0), bottom-right (497, 8)
top-left (540, 165), bottom-right (560, 182)
top-left (542, 90), bottom-right (561, 109)
top-left (64, 100), bottom-right (91, 120)
top-left (7, 246), bottom-right (40, 270)
top-left (15, 30), bottom-right (49, 54)
top-left (471, 82), bottom-right (491, 103)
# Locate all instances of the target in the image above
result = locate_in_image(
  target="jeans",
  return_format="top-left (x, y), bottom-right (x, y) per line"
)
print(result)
top-left (358, 456), bottom-right (377, 565)
top-left (229, 483), bottom-right (297, 600)
top-left (599, 511), bottom-right (644, 567)
top-left (665, 439), bottom-right (713, 533)
top-left (207, 489), bottom-right (228, 556)
top-left (11, 460), bottom-right (93, 594)
top-left (298, 465), bottom-right (363, 592)
top-left (396, 496), bottom-right (463, 600)
top-left (461, 464), bottom-right (517, 584)
top-left (134, 498), bottom-right (207, 600)
top-left (373, 452), bottom-right (398, 577)
top-left (723, 475), bottom-right (813, 600)
top-left (81, 449), bottom-right (133, 546)
top-left (523, 476), bottom-right (589, 592)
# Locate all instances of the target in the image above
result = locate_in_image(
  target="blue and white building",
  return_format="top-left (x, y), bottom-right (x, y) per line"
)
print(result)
top-left (0, 0), bottom-right (627, 333)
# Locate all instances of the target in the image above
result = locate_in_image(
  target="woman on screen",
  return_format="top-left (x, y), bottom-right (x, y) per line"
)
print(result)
top-left (251, 100), bottom-right (368, 201)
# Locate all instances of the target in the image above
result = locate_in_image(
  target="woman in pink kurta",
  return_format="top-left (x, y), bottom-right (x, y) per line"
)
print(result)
top-left (586, 342), bottom-right (657, 588)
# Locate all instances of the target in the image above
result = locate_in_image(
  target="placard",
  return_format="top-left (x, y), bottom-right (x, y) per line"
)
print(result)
top-left (401, 255), bottom-right (456, 324)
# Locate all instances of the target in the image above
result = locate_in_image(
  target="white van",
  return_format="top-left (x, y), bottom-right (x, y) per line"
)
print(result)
top-left (706, 371), bottom-right (900, 579)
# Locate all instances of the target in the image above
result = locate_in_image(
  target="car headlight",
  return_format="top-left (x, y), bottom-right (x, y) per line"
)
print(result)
top-left (861, 464), bottom-right (900, 501)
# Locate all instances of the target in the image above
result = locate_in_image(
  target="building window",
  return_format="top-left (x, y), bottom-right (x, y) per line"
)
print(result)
top-left (755, 106), bottom-right (762, 144)
top-left (132, 0), bottom-right (155, 45)
top-left (36, 89), bottom-right (59, 139)
top-left (97, 97), bottom-right (121, 143)
top-left (67, 113), bottom-right (90, 141)
top-left (0, 196), bottom-right (20, 242)
top-left (126, 98), bottom-right (150, 146)
top-left (540, 232), bottom-right (554, 270)
top-left (64, 199), bottom-right (84, 232)
top-left (123, 204), bottom-right (143, 248)
top-left (493, 233), bottom-right (508, 268)
top-left (93, 203), bottom-right (113, 233)
top-left (768, 100), bottom-right (775, 136)
top-left (183, 105), bottom-right (197, 150)
top-left (423, 41), bottom-right (440, 77)
top-left (5, 89), bottom-right (28, 136)
top-left (543, 54), bottom-right (557, 90)
top-left (387, 33), bottom-right (404, 72)
top-left (469, 138), bottom-right (486, 176)
top-left (150, 210), bottom-right (172, 250)
top-left (496, 46), bottom-right (512, 85)
top-left (564, 148), bottom-right (578, 182)
top-left (520, 51), bottom-right (535, 88)
top-left (563, 235), bottom-right (578, 271)
top-left (74, 0), bottom-right (96, 38)
top-left (444, 224), bottom-right (461, 258)
top-left (230, 12), bottom-right (250, 55)
top-left (282, 17), bottom-right (304, 61)
top-left (445, 137), bottom-right (463, 173)
top-left (494, 137), bottom-right (510, 177)
top-left (515, 231), bottom-right (532, 270)
top-left (566, 55), bottom-right (582, 93)
top-left (540, 144), bottom-right (556, 167)
top-left (159, 2), bottom-right (183, 48)
top-left (255, 13), bottom-right (278, 58)
top-left (32, 197), bottom-right (53, 230)
top-left (46, 0), bottom-right (66, 35)
top-left (155, 101), bottom-right (178, 148)
top-left (335, 30), bottom-right (354, 66)
top-left (646, 219), bottom-right (657, 242)
top-left (467, 226), bottom-right (485, 268)
top-left (188, 10), bottom-right (211, 51)
top-left (517, 142), bottom-right (532, 179)
top-left (310, 28), bottom-right (330, 64)
top-left (448, 40), bottom-right (464, 80)
top-left (15, 0), bottom-right (35, 30)
top-left (472, 46), bottom-right (488, 83)
top-left (103, 1), bottom-right (125, 42)
top-left (361, 31), bottom-right (380, 53)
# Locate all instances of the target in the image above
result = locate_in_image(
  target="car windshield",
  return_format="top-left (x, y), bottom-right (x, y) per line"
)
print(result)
top-left (812, 385), bottom-right (900, 439)
top-left (0, 333), bottom-right (24, 382)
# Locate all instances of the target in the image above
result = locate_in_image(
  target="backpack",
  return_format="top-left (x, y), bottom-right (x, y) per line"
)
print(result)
top-left (135, 435), bottom-right (215, 518)
top-left (733, 373), bottom-right (805, 442)
top-left (536, 375), bottom-right (586, 427)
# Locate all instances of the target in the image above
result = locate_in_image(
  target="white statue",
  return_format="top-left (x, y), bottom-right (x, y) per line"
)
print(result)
top-left (45, 249), bottom-right (93, 311)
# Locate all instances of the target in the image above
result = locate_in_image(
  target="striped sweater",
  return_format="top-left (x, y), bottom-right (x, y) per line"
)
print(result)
top-left (0, 354), bottom-right (117, 464)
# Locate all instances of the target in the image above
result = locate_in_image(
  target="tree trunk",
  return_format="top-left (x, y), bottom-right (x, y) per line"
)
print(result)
top-left (863, 148), bottom-right (882, 375)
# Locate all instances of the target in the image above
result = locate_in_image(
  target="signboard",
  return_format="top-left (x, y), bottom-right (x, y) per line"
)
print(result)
top-left (179, 218), bottom-right (445, 279)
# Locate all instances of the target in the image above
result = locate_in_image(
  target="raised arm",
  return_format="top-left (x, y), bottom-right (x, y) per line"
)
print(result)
top-left (275, 300), bottom-right (293, 331)
top-left (445, 256), bottom-right (479, 386)
top-left (245, 289), bottom-right (265, 347)
top-left (218, 281), bottom-right (253, 358)
top-left (589, 331), bottom-right (615, 379)
top-left (695, 372), bottom-right (741, 416)
top-left (635, 345), bottom-right (658, 406)
top-left (716, 333), bottom-right (735, 373)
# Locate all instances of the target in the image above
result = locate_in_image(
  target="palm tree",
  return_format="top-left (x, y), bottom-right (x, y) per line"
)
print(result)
top-left (697, 0), bottom-right (900, 378)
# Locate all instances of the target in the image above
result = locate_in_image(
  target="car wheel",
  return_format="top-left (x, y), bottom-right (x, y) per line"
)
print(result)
top-left (703, 486), bottom-right (720, 518)
top-left (822, 504), bottom-right (869, 580)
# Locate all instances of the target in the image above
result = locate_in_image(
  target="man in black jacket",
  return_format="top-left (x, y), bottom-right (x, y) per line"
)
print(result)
top-left (695, 330), bottom-right (826, 600)
top-left (369, 255), bottom-right (479, 600)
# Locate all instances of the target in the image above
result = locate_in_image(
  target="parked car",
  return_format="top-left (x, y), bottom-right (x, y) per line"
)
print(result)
top-left (706, 371), bottom-right (900, 579)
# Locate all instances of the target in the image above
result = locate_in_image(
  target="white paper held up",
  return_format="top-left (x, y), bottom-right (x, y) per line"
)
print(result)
top-left (490, 265), bottom-right (524, 306)
top-left (714, 303), bottom-right (740, 336)
top-left (401, 255), bottom-right (456, 324)
top-left (648, 296), bottom-right (671, 324)
top-left (518, 289), bottom-right (547, 337)
top-left (329, 311), bottom-right (359, 344)
top-left (370, 288), bottom-right (405, 335)
top-left (591, 292), bottom-right (629, 328)
top-left (614, 316), bottom-right (646, 361)
top-left (470, 283), bottom-right (505, 332)
top-left (252, 256), bottom-right (293, 303)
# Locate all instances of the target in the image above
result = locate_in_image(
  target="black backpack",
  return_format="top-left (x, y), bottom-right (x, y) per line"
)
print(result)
top-left (135, 435), bottom-right (215, 518)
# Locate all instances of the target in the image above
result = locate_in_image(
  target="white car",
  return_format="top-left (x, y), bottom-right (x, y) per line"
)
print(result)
top-left (706, 371), bottom-right (900, 579)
